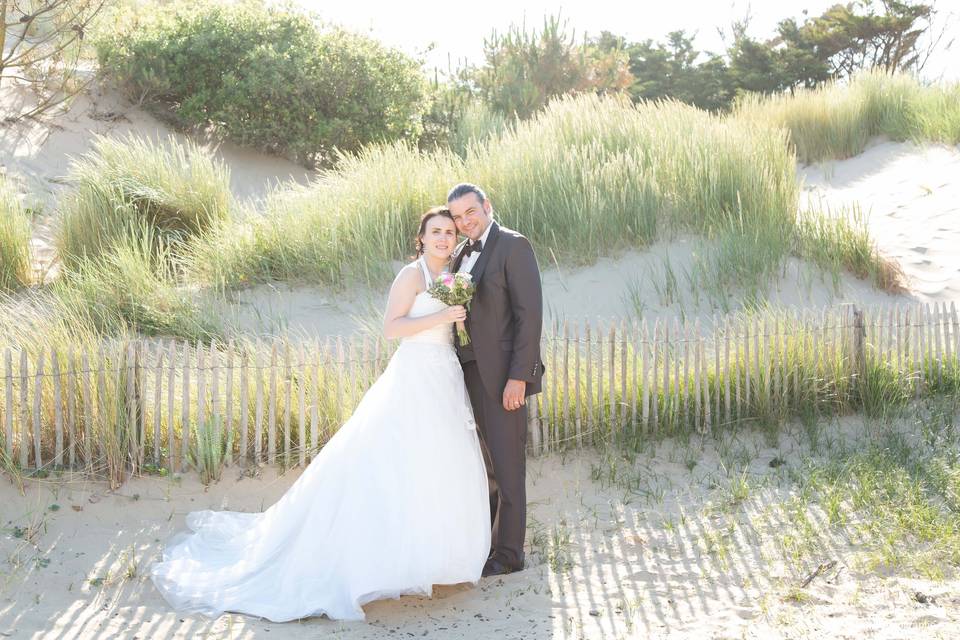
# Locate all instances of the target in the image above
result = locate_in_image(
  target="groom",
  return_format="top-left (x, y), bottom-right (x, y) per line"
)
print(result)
top-left (447, 183), bottom-right (544, 577)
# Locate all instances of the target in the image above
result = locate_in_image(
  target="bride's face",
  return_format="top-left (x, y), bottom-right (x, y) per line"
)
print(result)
top-left (421, 216), bottom-right (457, 260)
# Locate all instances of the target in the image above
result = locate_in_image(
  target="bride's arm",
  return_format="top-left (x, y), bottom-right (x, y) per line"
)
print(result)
top-left (382, 266), bottom-right (465, 339)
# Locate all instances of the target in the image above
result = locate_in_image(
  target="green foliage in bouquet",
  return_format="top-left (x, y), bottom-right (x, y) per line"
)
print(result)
top-left (428, 272), bottom-right (475, 345)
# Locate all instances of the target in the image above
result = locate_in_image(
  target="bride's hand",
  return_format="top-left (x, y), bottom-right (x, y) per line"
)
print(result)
top-left (439, 305), bottom-right (467, 324)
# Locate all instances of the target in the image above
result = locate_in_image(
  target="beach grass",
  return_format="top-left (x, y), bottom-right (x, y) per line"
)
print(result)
top-left (187, 93), bottom-right (799, 293)
top-left (57, 133), bottom-right (232, 270)
top-left (795, 201), bottom-right (905, 292)
top-left (0, 175), bottom-right (33, 292)
top-left (735, 71), bottom-right (960, 164)
top-left (51, 225), bottom-right (222, 341)
top-left (182, 86), bottom-right (905, 304)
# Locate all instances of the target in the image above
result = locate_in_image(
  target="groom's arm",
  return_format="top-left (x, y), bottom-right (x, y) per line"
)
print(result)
top-left (505, 235), bottom-right (543, 384)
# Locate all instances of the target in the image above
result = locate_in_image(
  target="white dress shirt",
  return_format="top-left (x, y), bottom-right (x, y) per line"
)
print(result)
top-left (457, 219), bottom-right (495, 274)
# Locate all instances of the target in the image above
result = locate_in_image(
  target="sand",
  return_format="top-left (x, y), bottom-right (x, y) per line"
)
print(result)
top-left (3, 415), bottom-right (959, 639)
top-left (800, 138), bottom-right (960, 305)
top-left (212, 237), bottom-right (905, 340)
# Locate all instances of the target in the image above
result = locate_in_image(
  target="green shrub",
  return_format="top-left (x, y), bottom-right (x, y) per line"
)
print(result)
top-left (0, 175), bottom-right (32, 292)
top-left (57, 134), bottom-right (231, 269)
top-left (96, 0), bottom-right (429, 166)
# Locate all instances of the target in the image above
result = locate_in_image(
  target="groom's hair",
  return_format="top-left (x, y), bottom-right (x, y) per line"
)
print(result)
top-left (446, 183), bottom-right (487, 205)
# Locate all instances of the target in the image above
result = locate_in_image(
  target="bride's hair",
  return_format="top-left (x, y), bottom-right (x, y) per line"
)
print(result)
top-left (414, 206), bottom-right (455, 257)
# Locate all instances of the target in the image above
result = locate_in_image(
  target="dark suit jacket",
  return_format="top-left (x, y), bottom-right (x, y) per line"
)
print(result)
top-left (453, 222), bottom-right (544, 398)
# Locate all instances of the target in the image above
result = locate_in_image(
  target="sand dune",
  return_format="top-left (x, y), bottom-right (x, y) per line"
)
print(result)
top-left (1, 84), bottom-right (316, 281)
top-left (801, 139), bottom-right (960, 305)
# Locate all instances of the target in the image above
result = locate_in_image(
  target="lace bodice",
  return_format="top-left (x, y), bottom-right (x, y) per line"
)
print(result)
top-left (400, 257), bottom-right (453, 346)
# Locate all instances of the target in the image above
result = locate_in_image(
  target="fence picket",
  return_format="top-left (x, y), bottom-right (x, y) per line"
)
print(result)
top-left (19, 350), bottom-right (28, 469)
top-left (283, 341), bottom-right (292, 467)
top-left (268, 340), bottom-right (278, 465)
top-left (224, 340), bottom-right (234, 466)
top-left (574, 321), bottom-right (582, 447)
top-left (66, 349), bottom-right (76, 467)
top-left (298, 342), bottom-right (307, 467)
top-left (165, 340), bottom-right (175, 470)
top-left (240, 347), bottom-right (249, 466)
top-left (52, 350), bottom-right (63, 466)
top-left (32, 349), bottom-right (43, 468)
top-left (3, 350), bottom-right (11, 462)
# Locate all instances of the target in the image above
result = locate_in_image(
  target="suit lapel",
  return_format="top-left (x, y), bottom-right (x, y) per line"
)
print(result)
top-left (451, 238), bottom-right (469, 272)
top-left (469, 221), bottom-right (499, 285)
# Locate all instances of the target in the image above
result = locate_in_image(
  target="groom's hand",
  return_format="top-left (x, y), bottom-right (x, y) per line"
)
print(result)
top-left (502, 379), bottom-right (526, 411)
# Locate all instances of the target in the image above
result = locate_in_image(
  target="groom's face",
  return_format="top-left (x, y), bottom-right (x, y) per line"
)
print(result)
top-left (448, 193), bottom-right (492, 242)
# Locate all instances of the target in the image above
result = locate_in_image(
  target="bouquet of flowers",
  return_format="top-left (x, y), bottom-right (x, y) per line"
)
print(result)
top-left (428, 272), bottom-right (476, 345)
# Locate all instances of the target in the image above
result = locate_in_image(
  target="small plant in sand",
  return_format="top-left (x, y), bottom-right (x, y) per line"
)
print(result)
top-left (546, 519), bottom-right (575, 575)
top-left (190, 415), bottom-right (227, 485)
top-left (0, 442), bottom-right (24, 495)
top-left (91, 348), bottom-right (138, 490)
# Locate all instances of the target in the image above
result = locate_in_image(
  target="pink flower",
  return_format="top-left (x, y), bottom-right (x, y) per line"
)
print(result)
top-left (441, 273), bottom-right (455, 287)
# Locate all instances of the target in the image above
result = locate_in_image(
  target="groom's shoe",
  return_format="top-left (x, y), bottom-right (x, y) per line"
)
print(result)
top-left (482, 558), bottom-right (521, 577)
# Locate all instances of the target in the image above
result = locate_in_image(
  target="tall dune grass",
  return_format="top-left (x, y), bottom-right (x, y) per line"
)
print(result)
top-left (449, 101), bottom-right (512, 157)
top-left (0, 175), bottom-right (33, 291)
top-left (796, 202), bottom-right (905, 292)
top-left (735, 71), bottom-right (960, 164)
top-left (57, 134), bottom-right (232, 269)
top-left (186, 142), bottom-right (464, 288)
top-left (187, 94), bottom-right (800, 289)
top-left (51, 225), bottom-right (221, 341)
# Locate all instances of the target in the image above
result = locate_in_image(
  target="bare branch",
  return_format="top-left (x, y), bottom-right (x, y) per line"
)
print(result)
top-left (1, 0), bottom-right (104, 117)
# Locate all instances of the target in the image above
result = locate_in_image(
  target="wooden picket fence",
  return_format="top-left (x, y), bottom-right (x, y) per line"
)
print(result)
top-left (1, 301), bottom-right (959, 482)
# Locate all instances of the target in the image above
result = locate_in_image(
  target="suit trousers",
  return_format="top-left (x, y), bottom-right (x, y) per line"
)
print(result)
top-left (462, 361), bottom-right (527, 569)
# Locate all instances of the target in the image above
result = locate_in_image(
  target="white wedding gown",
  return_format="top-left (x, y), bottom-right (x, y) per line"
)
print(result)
top-left (149, 257), bottom-right (491, 622)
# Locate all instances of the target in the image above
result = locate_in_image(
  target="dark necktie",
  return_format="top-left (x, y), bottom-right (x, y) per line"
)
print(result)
top-left (463, 239), bottom-right (482, 258)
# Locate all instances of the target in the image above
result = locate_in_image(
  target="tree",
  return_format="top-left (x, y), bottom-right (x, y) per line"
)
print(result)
top-left (794, 0), bottom-right (935, 78)
top-left (1, 0), bottom-right (106, 121)
top-left (468, 14), bottom-right (633, 119)
top-left (600, 30), bottom-right (735, 111)
top-left (727, 35), bottom-right (795, 94)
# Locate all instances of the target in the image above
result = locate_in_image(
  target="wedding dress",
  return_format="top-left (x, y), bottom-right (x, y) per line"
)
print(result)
top-left (149, 257), bottom-right (490, 622)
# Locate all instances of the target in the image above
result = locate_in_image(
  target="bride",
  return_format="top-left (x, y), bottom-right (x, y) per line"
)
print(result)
top-left (149, 207), bottom-right (491, 622)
